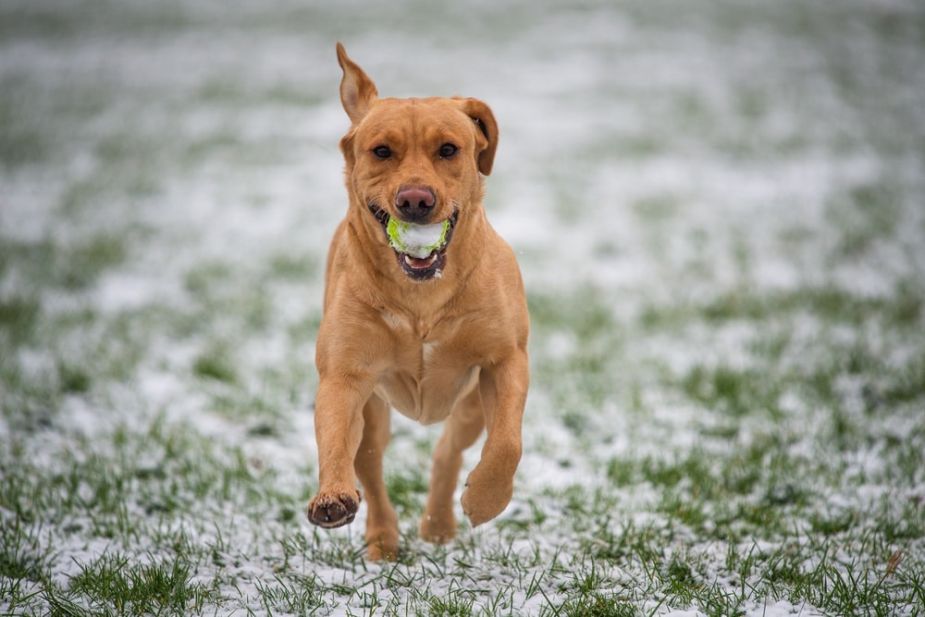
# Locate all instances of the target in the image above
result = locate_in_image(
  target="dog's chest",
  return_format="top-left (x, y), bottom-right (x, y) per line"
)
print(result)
top-left (374, 310), bottom-right (479, 425)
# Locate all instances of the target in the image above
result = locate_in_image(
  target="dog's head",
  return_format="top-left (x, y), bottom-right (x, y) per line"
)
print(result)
top-left (335, 43), bottom-right (498, 281)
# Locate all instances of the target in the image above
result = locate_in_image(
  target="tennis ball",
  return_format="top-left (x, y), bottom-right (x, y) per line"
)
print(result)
top-left (387, 218), bottom-right (450, 258)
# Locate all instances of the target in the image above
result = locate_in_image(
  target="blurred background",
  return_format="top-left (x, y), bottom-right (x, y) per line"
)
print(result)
top-left (2, 0), bottom-right (924, 614)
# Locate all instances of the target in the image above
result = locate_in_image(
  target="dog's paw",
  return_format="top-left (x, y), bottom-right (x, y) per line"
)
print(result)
top-left (419, 512), bottom-right (456, 544)
top-left (365, 530), bottom-right (400, 561)
top-left (460, 468), bottom-right (513, 527)
top-left (307, 489), bottom-right (360, 528)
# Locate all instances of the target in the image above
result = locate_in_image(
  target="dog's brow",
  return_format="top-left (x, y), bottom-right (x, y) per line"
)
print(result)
top-left (423, 123), bottom-right (463, 143)
top-left (363, 128), bottom-right (405, 148)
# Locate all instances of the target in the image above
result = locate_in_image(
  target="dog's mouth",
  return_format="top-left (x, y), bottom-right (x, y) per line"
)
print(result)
top-left (368, 204), bottom-right (459, 281)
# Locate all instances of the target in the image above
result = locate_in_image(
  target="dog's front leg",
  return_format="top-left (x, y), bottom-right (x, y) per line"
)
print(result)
top-left (461, 349), bottom-right (528, 526)
top-left (307, 374), bottom-right (373, 528)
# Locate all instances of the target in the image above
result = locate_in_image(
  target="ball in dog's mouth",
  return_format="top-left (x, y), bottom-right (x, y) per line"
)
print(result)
top-left (368, 205), bottom-right (458, 280)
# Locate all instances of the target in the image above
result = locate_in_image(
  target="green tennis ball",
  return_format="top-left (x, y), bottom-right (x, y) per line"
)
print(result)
top-left (387, 218), bottom-right (450, 259)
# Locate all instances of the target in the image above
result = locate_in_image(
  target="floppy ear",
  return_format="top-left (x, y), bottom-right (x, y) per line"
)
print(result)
top-left (336, 42), bottom-right (378, 124)
top-left (457, 97), bottom-right (499, 175)
top-left (339, 130), bottom-right (356, 169)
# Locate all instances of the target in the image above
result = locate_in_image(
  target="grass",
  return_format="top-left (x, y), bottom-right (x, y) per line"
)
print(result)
top-left (2, 0), bottom-right (925, 615)
top-left (67, 554), bottom-right (214, 616)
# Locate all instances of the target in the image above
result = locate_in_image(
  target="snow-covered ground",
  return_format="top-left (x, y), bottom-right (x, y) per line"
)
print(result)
top-left (2, 0), bottom-right (924, 614)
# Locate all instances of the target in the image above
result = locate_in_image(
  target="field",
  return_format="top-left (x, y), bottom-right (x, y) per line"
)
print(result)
top-left (2, 0), bottom-right (924, 615)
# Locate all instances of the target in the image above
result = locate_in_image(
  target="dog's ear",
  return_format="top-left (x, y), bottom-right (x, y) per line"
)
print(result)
top-left (336, 42), bottom-right (378, 124)
top-left (339, 130), bottom-right (356, 169)
top-left (456, 98), bottom-right (499, 175)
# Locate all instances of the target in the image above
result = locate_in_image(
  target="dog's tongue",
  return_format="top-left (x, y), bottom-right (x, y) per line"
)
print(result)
top-left (404, 252), bottom-right (438, 270)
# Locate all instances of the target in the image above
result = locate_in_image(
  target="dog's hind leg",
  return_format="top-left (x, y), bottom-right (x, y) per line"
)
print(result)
top-left (354, 394), bottom-right (399, 560)
top-left (420, 388), bottom-right (485, 544)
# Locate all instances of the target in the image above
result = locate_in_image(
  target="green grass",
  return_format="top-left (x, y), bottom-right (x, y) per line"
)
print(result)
top-left (0, 233), bottom-right (128, 293)
top-left (67, 554), bottom-right (214, 616)
top-left (386, 470), bottom-right (429, 516)
top-left (0, 295), bottom-right (40, 345)
top-left (193, 348), bottom-right (239, 384)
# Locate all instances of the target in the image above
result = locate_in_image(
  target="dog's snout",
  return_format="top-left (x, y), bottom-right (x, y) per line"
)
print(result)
top-left (395, 186), bottom-right (436, 222)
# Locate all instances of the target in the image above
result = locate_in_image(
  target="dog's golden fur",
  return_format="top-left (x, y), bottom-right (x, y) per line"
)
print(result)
top-left (306, 43), bottom-right (529, 560)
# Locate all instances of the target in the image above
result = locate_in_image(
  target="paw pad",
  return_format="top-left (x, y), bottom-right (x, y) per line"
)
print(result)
top-left (307, 492), bottom-right (360, 528)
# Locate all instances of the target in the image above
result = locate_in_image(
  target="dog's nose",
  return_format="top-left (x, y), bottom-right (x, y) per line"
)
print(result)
top-left (395, 186), bottom-right (436, 222)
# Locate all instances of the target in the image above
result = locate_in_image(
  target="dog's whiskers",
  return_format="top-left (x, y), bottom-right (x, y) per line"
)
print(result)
top-left (368, 203), bottom-right (390, 226)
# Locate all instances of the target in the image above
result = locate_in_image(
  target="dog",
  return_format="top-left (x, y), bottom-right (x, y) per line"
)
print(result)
top-left (306, 43), bottom-right (529, 560)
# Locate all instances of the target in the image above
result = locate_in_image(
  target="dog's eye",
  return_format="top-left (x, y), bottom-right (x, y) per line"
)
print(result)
top-left (372, 145), bottom-right (392, 159)
top-left (438, 143), bottom-right (458, 158)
